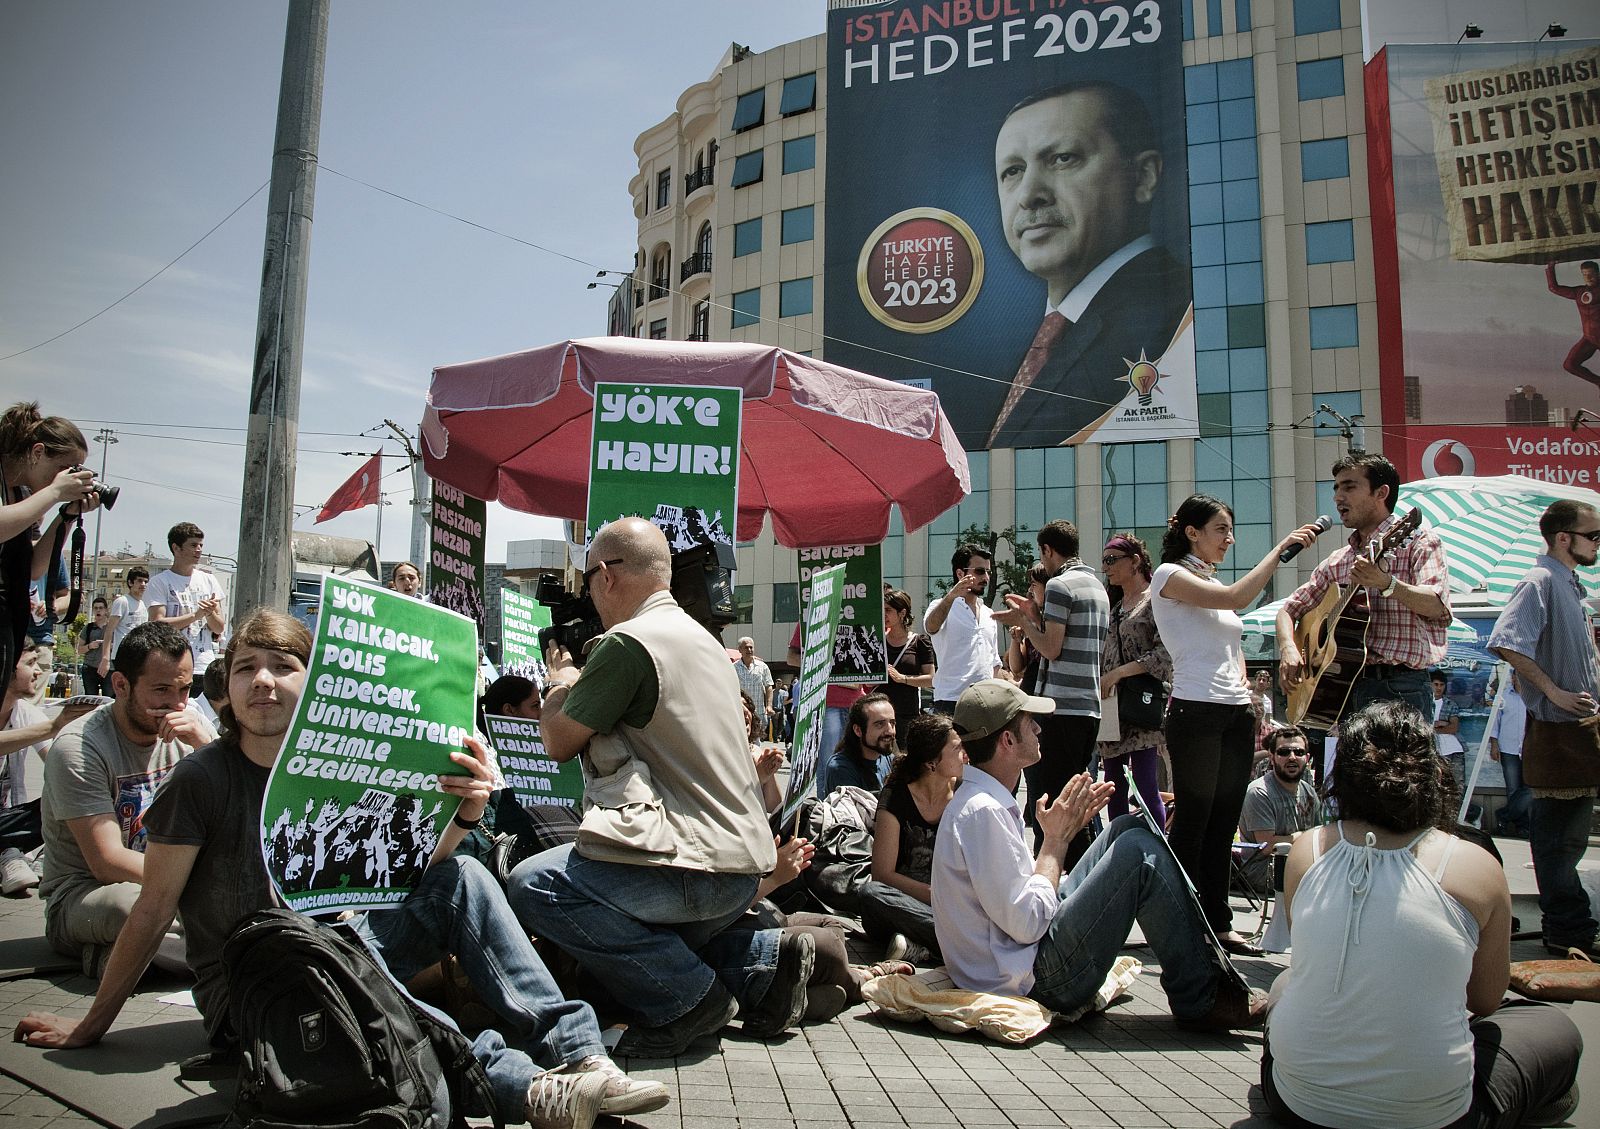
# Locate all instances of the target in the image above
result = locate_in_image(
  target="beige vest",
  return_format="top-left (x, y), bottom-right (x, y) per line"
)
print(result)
top-left (576, 590), bottom-right (778, 875)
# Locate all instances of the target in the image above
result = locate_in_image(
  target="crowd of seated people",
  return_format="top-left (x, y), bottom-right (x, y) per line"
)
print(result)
top-left (1, 513), bottom-right (1584, 1129)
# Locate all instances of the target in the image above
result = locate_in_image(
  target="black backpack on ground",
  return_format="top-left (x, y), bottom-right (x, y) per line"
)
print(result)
top-left (221, 908), bottom-right (500, 1129)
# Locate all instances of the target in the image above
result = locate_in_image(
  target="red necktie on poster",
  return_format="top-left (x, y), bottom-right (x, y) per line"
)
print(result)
top-left (988, 311), bottom-right (1071, 447)
top-left (315, 452), bottom-right (382, 524)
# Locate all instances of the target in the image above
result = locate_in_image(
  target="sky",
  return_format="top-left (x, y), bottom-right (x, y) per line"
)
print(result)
top-left (0, 1), bottom-right (823, 572)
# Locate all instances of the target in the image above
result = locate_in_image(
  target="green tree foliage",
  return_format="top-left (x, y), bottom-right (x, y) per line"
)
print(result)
top-left (929, 523), bottom-right (1037, 604)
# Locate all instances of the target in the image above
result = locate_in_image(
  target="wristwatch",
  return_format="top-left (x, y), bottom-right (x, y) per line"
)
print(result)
top-left (1379, 576), bottom-right (1398, 599)
top-left (452, 811), bottom-right (483, 832)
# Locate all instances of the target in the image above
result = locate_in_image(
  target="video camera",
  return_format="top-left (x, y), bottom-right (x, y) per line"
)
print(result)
top-left (533, 539), bottom-right (740, 666)
top-left (534, 574), bottom-right (604, 668)
top-left (69, 465), bottom-right (120, 510)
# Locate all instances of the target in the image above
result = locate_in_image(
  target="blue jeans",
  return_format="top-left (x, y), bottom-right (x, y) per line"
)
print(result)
top-left (1348, 667), bottom-right (1433, 721)
top-left (354, 855), bottom-right (605, 1122)
top-left (816, 706), bottom-right (850, 788)
top-left (1031, 815), bottom-right (1221, 1021)
top-left (1530, 794), bottom-right (1598, 949)
top-left (509, 843), bottom-right (765, 1026)
top-left (1499, 753), bottom-right (1530, 831)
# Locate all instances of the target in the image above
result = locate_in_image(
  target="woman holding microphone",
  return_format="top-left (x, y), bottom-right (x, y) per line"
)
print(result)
top-left (1151, 495), bottom-right (1320, 956)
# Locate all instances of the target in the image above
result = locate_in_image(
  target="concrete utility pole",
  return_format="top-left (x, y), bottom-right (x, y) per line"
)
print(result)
top-left (235, 0), bottom-right (330, 619)
top-left (381, 419), bottom-right (431, 578)
top-left (91, 428), bottom-right (117, 593)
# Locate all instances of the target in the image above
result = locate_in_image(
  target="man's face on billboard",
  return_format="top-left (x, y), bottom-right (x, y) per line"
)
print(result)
top-left (995, 90), bottom-right (1160, 307)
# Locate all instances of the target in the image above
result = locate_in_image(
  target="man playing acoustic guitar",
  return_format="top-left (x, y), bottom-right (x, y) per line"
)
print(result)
top-left (1275, 454), bottom-right (1453, 780)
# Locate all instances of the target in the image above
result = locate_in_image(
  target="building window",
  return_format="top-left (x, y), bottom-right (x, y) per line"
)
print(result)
top-left (1306, 220), bottom-right (1355, 264)
top-left (1293, 0), bottom-right (1340, 35)
top-left (734, 218), bottom-right (762, 258)
top-left (655, 169), bottom-right (670, 210)
top-left (649, 250), bottom-right (668, 301)
top-left (781, 206), bottom-right (814, 246)
top-left (783, 135), bottom-right (816, 174)
top-left (732, 288), bottom-right (760, 329)
top-left (1236, 0), bottom-right (1251, 32)
top-left (1013, 448), bottom-right (1077, 537)
top-left (734, 584), bottom-right (755, 621)
top-left (731, 150), bottom-right (764, 188)
top-left (732, 89), bottom-right (765, 133)
top-left (772, 582), bottom-right (800, 623)
top-left (1301, 137), bottom-right (1350, 181)
top-left (1309, 304), bottom-right (1359, 349)
top-left (649, 318), bottom-right (667, 340)
top-left (779, 73), bottom-right (817, 116)
top-left (1102, 442), bottom-right (1170, 550)
top-left (1297, 58), bottom-right (1344, 101)
top-left (779, 278), bottom-right (813, 317)
top-left (690, 300), bottom-right (709, 341)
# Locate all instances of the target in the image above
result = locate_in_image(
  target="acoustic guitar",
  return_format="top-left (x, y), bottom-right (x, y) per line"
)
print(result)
top-left (1285, 509), bottom-right (1423, 729)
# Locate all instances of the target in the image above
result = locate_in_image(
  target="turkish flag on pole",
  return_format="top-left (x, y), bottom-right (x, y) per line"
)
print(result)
top-left (315, 452), bottom-right (382, 524)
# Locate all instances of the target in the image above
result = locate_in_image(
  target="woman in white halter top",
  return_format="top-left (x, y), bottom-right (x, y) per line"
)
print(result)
top-left (1263, 702), bottom-right (1581, 1129)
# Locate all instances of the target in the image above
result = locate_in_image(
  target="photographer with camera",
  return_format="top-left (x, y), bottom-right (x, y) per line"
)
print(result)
top-left (506, 518), bottom-right (811, 1056)
top-left (0, 403), bottom-right (102, 685)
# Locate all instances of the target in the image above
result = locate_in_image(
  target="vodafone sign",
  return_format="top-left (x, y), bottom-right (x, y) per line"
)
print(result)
top-left (1401, 426), bottom-right (1600, 488)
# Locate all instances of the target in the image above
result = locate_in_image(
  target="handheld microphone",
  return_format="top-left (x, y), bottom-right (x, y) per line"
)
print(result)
top-left (1279, 515), bottom-right (1333, 563)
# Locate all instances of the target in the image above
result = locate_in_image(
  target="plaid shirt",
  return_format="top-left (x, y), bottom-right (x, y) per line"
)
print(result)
top-left (1281, 513), bottom-right (1452, 671)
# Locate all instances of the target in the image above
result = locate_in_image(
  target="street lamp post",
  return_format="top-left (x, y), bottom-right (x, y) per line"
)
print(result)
top-left (91, 429), bottom-right (117, 595)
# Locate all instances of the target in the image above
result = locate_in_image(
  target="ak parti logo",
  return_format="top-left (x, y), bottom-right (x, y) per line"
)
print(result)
top-left (1121, 351), bottom-right (1163, 405)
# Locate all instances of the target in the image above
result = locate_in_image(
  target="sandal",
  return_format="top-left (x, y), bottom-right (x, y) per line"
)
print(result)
top-left (862, 959), bottom-right (915, 980)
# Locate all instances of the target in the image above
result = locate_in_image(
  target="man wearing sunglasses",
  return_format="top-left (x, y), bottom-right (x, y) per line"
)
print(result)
top-left (1489, 499), bottom-right (1600, 959)
top-left (508, 518), bottom-right (806, 1056)
top-left (925, 543), bottom-right (1005, 714)
top-left (1236, 726), bottom-right (1321, 896)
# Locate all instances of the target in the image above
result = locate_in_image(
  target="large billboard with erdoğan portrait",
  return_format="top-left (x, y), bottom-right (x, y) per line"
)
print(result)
top-left (822, 0), bottom-right (1195, 450)
top-left (1368, 42), bottom-right (1600, 485)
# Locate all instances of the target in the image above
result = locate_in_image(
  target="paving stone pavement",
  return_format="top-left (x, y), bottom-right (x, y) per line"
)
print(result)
top-left (0, 836), bottom-right (1591, 1128)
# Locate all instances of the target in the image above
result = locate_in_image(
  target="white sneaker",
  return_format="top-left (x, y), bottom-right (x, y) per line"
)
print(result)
top-left (0, 849), bottom-right (38, 896)
top-left (569, 1054), bottom-right (671, 1116)
top-left (525, 1069), bottom-right (607, 1129)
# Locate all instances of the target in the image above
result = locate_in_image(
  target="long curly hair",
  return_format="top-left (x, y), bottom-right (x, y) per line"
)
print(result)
top-left (1329, 701), bottom-right (1458, 832)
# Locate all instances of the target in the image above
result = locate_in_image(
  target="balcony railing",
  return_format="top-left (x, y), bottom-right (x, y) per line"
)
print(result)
top-left (684, 166), bottom-right (714, 195)
top-left (680, 252), bottom-right (713, 282)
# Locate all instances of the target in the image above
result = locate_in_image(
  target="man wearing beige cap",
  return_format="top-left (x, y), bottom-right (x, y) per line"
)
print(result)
top-left (931, 678), bottom-right (1264, 1030)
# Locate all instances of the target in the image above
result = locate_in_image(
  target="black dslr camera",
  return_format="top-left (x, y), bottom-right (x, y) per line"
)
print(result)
top-left (69, 465), bottom-right (120, 510)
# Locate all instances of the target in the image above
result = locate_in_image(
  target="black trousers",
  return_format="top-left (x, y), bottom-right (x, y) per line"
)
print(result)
top-left (1165, 698), bottom-right (1255, 934)
top-left (1023, 713), bottom-right (1099, 866)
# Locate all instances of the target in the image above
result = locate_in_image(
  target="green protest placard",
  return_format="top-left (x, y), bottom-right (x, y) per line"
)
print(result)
top-left (429, 479), bottom-right (487, 634)
top-left (483, 714), bottom-right (583, 810)
top-left (779, 563), bottom-right (845, 833)
top-left (586, 383), bottom-right (741, 551)
top-left (799, 544), bottom-right (885, 685)
top-left (261, 575), bottom-right (478, 915)
top-left (499, 587), bottom-right (551, 683)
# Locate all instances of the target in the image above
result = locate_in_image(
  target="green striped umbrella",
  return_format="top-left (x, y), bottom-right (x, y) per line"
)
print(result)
top-left (1394, 475), bottom-right (1600, 601)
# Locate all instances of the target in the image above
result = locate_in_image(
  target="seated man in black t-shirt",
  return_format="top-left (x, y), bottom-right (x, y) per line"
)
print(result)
top-left (16, 609), bottom-right (667, 1129)
top-left (856, 713), bottom-right (967, 964)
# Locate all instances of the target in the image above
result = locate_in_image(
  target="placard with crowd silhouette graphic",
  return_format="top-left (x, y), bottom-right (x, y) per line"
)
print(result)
top-left (260, 575), bottom-right (478, 915)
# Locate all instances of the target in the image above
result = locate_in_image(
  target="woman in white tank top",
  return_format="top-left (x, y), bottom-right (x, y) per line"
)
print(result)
top-left (1263, 701), bottom-right (1580, 1129)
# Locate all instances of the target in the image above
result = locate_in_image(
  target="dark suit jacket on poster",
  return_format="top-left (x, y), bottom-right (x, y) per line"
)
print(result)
top-left (984, 247), bottom-right (1191, 448)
